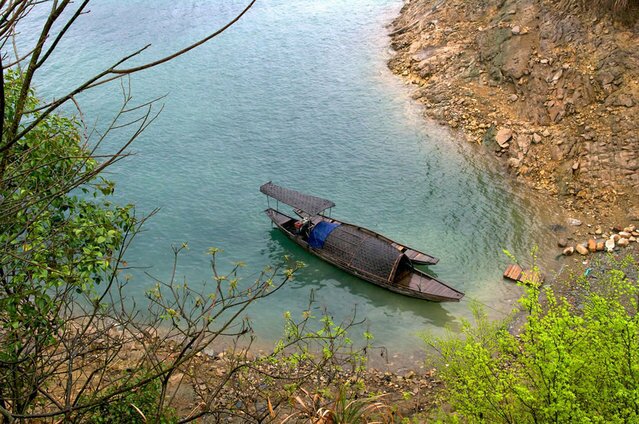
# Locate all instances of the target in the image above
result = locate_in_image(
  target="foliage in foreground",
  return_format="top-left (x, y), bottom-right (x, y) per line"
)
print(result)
top-left (0, 54), bottom-right (369, 424)
top-left (428, 255), bottom-right (639, 423)
top-left (83, 375), bottom-right (176, 424)
top-left (283, 385), bottom-right (395, 424)
top-left (0, 2), bottom-right (377, 422)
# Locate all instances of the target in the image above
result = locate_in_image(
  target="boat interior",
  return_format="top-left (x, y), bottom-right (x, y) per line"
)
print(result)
top-left (280, 215), bottom-right (312, 241)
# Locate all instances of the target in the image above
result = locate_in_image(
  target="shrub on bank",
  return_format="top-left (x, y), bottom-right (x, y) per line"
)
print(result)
top-left (428, 255), bottom-right (639, 423)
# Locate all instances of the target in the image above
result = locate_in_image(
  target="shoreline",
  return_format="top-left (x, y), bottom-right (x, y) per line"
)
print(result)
top-left (386, 0), bottom-right (639, 232)
top-left (382, 0), bottom-right (639, 363)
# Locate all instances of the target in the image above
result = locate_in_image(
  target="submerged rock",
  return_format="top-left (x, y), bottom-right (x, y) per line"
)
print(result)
top-left (567, 218), bottom-right (582, 227)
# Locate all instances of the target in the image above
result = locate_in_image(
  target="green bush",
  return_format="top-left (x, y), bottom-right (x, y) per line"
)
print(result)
top-left (83, 377), bottom-right (176, 424)
top-left (428, 255), bottom-right (639, 423)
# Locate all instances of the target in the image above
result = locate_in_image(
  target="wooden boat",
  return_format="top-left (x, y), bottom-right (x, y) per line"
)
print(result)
top-left (292, 209), bottom-right (439, 266)
top-left (260, 182), bottom-right (464, 302)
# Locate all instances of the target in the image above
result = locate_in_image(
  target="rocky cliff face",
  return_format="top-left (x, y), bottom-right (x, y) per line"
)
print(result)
top-left (389, 0), bottom-right (639, 221)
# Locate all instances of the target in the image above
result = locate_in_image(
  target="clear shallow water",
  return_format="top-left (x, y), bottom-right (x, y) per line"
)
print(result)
top-left (28, 0), bottom-right (562, 364)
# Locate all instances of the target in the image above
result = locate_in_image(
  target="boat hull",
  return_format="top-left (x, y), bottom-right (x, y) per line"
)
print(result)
top-left (265, 208), bottom-right (463, 302)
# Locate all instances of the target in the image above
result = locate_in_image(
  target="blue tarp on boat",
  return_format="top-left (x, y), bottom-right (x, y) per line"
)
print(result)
top-left (308, 221), bottom-right (340, 249)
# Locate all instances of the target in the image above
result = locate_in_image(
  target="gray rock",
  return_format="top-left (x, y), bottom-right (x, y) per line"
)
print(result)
top-left (496, 128), bottom-right (513, 147)
top-left (567, 218), bottom-right (582, 226)
top-left (508, 158), bottom-right (521, 169)
top-left (614, 94), bottom-right (634, 108)
top-left (533, 133), bottom-right (542, 143)
top-left (517, 135), bottom-right (531, 154)
top-left (605, 238), bottom-right (615, 252)
top-left (500, 37), bottom-right (532, 80)
top-left (477, 28), bottom-right (512, 63)
top-left (552, 69), bottom-right (563, 83)
top-left (563, 246), bottom-right (574, 256)
top-left (508, 157), bottom-right (521, 168)
top-left (558, 238), bottom-right (568, 247)
top-left (597, 71), bottom-right (615, 85)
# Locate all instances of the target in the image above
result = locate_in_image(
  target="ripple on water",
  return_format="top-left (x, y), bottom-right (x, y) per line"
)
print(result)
top-left (28, 0), bottom-right (564, 362)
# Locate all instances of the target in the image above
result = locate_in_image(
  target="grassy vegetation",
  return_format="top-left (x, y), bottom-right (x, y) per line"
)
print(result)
top-left (426, 254), bottom-right (639, 423)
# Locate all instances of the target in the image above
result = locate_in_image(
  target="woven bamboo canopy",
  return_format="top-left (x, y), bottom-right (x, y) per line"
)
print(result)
top-left (320, 224), bottom-right (404, 283)
top-left (260, 182), bottom-right (335, 216)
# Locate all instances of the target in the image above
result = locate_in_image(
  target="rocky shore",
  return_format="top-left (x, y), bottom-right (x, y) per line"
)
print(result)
top-left (388, 0), bottom-right (639, 225)
top-left (559, 221), bottom-right (638, 256)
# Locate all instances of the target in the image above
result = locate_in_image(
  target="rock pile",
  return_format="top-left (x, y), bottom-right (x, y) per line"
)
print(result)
top-left (562, 224), bottom-right (638, 256)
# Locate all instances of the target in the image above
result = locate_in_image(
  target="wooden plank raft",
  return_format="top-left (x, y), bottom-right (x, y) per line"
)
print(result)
top-left (503, 264), bottom-right (544, 287)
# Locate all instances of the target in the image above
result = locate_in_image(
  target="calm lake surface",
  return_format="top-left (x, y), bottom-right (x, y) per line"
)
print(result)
top-left (31, 0), bottom-right (563, 365)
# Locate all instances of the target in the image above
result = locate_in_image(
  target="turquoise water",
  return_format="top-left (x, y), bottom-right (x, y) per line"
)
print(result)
top-left (28, 0), bottom-right (561, 364)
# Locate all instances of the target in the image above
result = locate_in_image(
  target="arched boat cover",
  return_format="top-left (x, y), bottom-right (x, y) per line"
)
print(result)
top-left (260, 182), bottom-right (335, 216)
top-left (321, 224), bottom-right (404, 283)
top-left (308, 221), bottom-right (340, 248)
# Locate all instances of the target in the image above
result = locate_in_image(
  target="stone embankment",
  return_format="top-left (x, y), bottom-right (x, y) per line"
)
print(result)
top-left (388, 0), bottom-right (639, 223)
top-left (560, 221), bottom-right (638, 256)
